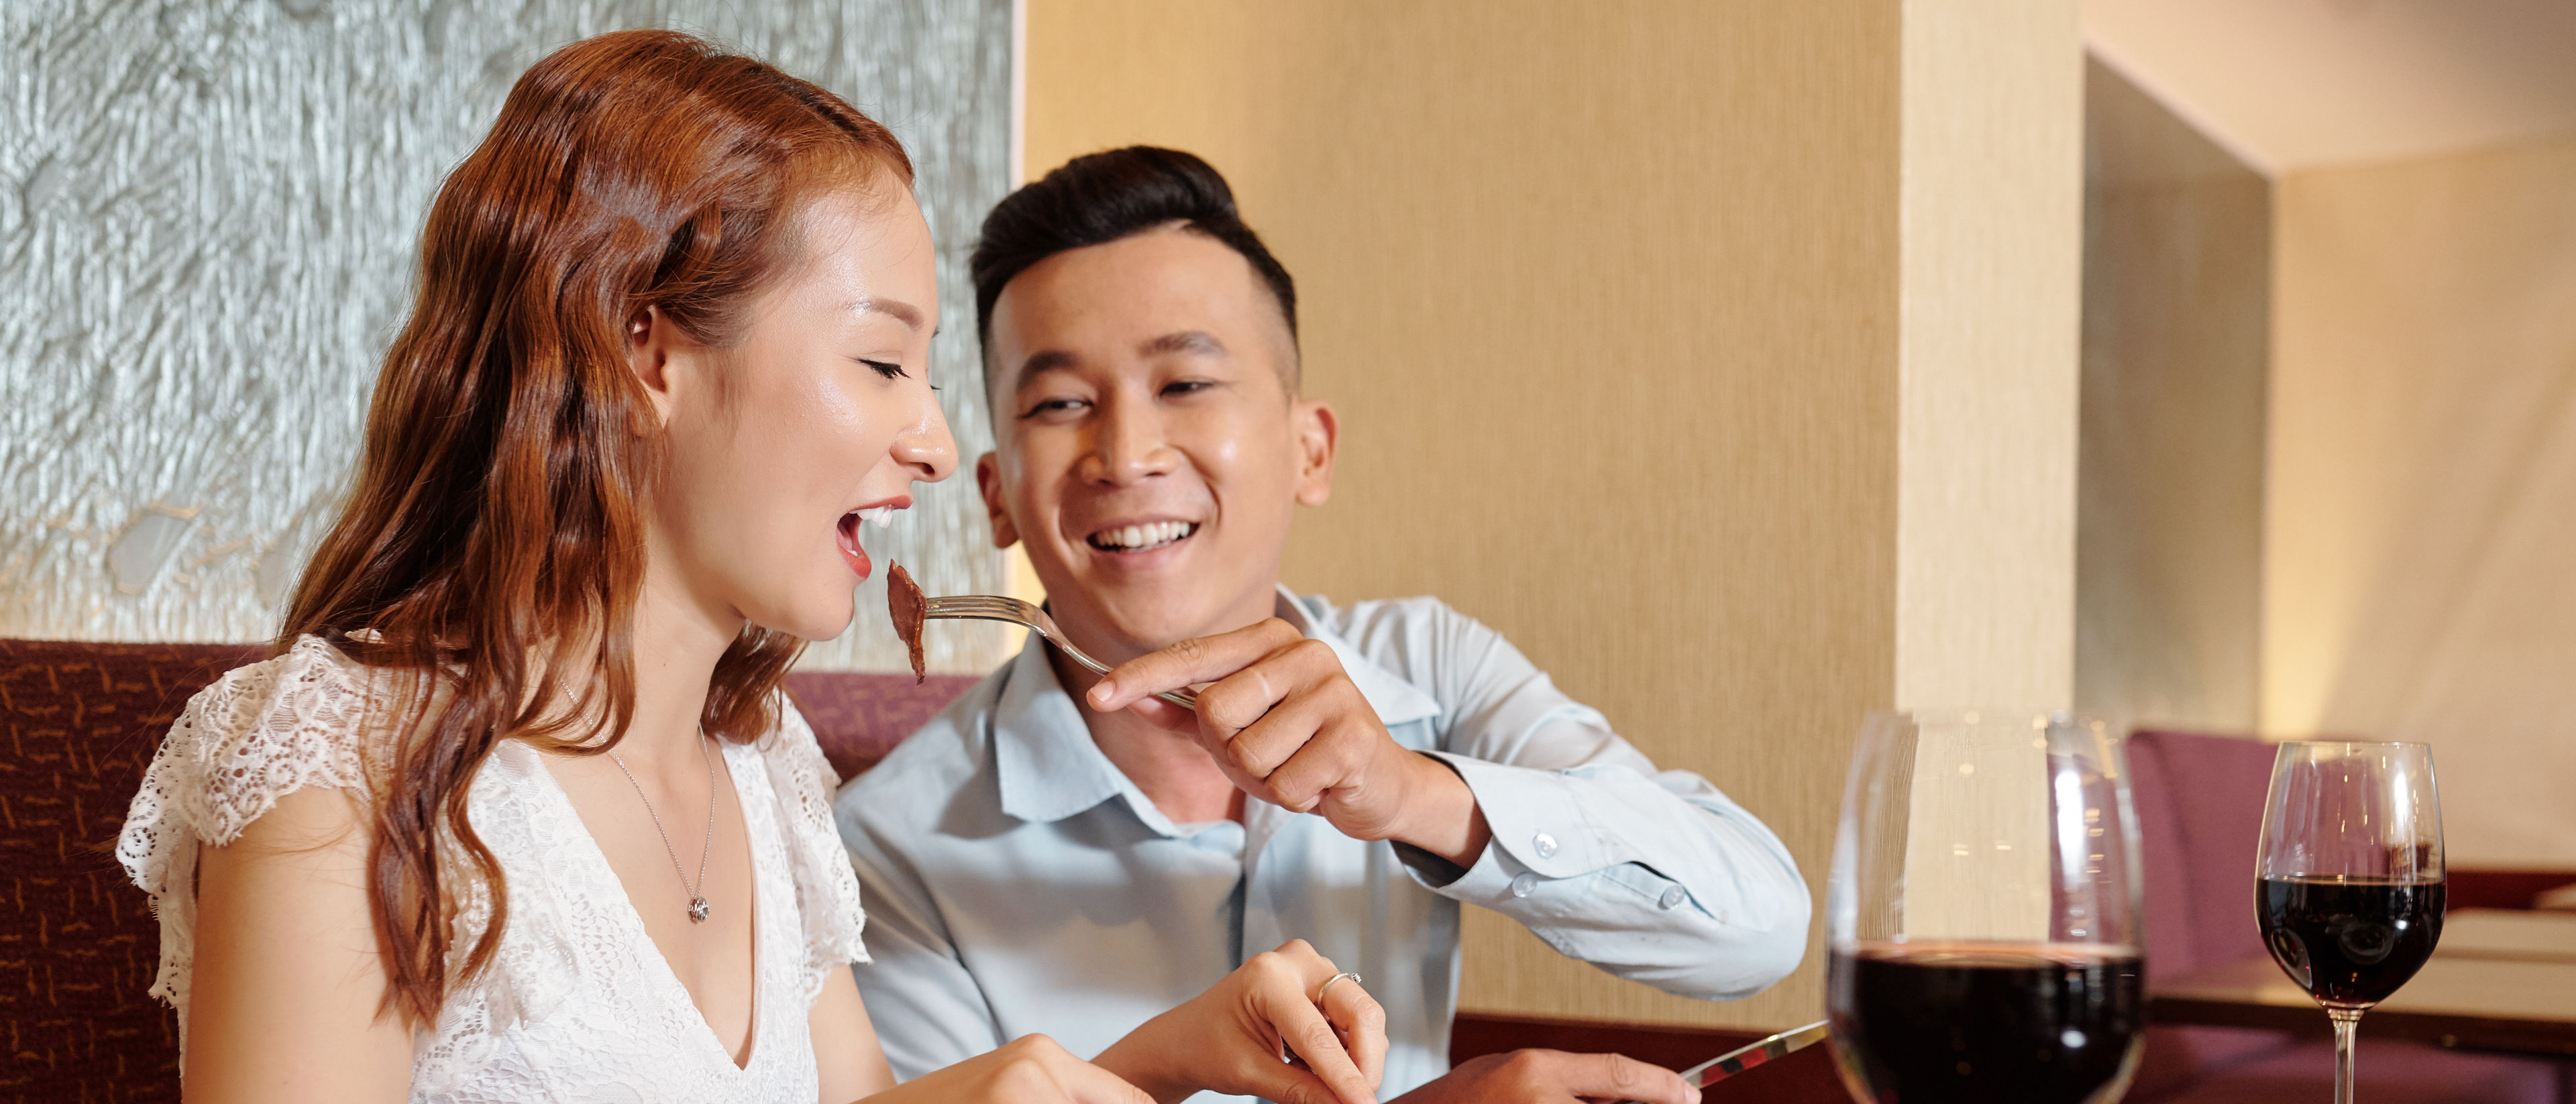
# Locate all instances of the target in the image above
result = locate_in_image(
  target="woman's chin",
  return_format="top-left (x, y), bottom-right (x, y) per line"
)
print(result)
top-left (742, 592), bottom-right (853, 645)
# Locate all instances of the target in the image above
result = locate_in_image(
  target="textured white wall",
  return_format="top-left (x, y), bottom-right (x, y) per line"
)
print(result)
top-left (0, 0), bottom-right (1016, 673)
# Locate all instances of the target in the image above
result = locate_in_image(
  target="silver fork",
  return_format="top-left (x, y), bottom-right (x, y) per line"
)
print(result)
top-left (923, 594), bottom-right (1199, 712)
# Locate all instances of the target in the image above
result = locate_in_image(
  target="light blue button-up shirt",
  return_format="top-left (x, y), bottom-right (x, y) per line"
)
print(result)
top-left (835, 589), bottom-right (1809, 1100)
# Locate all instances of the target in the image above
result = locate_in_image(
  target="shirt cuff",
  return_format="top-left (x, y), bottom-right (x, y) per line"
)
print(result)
top-left (1393, 751), bottom-right (1631, 904)
top-left (1421, 750), bottom-right (1619, 877)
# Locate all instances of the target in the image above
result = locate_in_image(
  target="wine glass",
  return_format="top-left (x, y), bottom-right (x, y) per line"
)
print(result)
top-left (2255, 741), bottom-right (2445, 1104)
top-left (1828, 710), bottom-right (2147, 1104)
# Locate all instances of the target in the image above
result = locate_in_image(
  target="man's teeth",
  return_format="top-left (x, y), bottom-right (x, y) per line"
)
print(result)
top-left (1094, 521), bottom-right (1196, 550)
top-left (858, 506), bottom-right (895, 529)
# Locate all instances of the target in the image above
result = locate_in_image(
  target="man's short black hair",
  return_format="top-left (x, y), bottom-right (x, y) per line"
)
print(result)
top-left (970, 146), bottom-right (1298, 387)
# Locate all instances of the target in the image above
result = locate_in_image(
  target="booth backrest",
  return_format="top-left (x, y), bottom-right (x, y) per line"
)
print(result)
top-left (2118, 728), bottom-right (2303, 1097)
top-left (2127, 729), bottom-right (2282, 979)
top-left (784, 671), bottom-right (981, 780)
top-left (0, 637), bottom-right (972, 1103)
top-left (0, 641), bottom-right (256, 1101)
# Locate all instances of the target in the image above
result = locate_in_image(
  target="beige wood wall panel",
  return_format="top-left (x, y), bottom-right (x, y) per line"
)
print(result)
top-left (0, 0), bottom-right (1016, 673)
top-left (1893, 0), bottom-right (2084, 713)
top-left (2074, 59), bottom-right (2269, 732)
top-left (1024, 0), bottom-right (1904, 1031)
top-left (2265, 137), bottom-right (2576, 865)
top-left (1027, 0), bottom-right (2088, 1030)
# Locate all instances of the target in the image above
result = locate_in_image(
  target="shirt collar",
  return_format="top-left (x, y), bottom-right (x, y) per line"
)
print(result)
top-left (1267, 586), bottom-right (1443, 728)
top-left (989, 586), bottom-right (1444, 826)
top-left (989, 637), bottom-right (1132, 824)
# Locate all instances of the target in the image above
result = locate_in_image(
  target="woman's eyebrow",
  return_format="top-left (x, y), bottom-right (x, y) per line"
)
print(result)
top-left (847, 296), bottom-right (926, 331)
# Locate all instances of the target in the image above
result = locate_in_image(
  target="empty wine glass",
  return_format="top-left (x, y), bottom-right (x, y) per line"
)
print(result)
top-left (1827, 710), bottom-right (2147, 1103)
top-left (2255, 741), bottom-right (2445, 1104)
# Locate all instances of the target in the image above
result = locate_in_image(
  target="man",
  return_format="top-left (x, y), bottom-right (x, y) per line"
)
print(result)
top-left (836, 146), bottom-right (1809, 1103)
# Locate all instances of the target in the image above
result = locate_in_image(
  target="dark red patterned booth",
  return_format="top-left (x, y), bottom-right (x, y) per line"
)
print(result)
top-left (0, 639), bottom-right (975, 1103)
top-left (9, 642), bottom-right (2569, 1104)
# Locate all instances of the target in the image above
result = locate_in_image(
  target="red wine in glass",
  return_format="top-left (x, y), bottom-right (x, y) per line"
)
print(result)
top-left (2256, 877), bottom-right (2445, 1007)
top-left (1830, 942), bottom-right (2144, 1103)
top-left (1828, 711), bottom-right (2147, 1104)
top-left (2255, 741), bottom-right (2443, 1104)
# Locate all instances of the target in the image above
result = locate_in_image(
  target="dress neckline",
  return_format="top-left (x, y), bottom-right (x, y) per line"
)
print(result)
top-left (517, 740), bottom-right (768, 1074)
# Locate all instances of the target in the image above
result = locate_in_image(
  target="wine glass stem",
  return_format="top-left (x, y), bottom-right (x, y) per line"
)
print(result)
top-left (2330, 1007), bottom-right (2363, 1104)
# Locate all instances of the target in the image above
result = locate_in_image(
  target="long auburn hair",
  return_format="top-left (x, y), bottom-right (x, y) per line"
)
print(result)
top-left (280, 29), bottom-right (912, 1026)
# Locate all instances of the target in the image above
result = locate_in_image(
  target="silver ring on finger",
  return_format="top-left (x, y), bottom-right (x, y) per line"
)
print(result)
top-left (1316, 971), bottom-right (1363, 1003)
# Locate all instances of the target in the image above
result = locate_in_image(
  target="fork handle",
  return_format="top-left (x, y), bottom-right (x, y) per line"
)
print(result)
top-left (922, 605), bottom-right (1197, 712)
top-left (1051, 643), bottom-right (1199, 712)
top-left (1149, 688), bottom-right (1200, 712)
top-left (1064, 650), bottom-right (1199, 712)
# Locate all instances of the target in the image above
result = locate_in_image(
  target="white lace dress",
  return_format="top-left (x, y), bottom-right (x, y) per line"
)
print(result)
top-left (117, 635), bottom-right (871, 1103)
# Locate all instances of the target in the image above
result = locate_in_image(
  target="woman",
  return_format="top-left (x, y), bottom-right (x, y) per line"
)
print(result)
top-left (117, 30), bottom-right (1383, 1104)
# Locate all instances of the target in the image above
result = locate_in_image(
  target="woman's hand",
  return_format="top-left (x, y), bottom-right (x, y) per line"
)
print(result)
top-left (1092, 939), bottom-right (1388, 1104)
top-left (855, 1034), bottom-right (1150, 1104)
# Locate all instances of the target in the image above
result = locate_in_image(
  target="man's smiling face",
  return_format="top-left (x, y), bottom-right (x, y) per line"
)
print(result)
top-left (977, 225), bottom-right (1335, 662)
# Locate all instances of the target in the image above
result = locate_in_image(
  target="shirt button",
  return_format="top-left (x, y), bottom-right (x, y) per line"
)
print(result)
top-left (1532, 832), bottom-right (1558, 859)
top-left (1510, 872), bottom-right (1540, 898)
top-left (1659, 885), bottom-right (1687, 910)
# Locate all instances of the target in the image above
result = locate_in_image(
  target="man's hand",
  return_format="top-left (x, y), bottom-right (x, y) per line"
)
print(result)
top-left (1089, 618), bottom-right (1491, 865)
top-left (1091, 939), bottom-right (1387, 1104)
top-left (1389, 1050), bottom-right (1701, 1104)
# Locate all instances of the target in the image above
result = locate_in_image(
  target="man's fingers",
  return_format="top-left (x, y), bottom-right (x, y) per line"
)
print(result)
top-left (1556, 1052), bottom-right (1698, 1104)
top-left (1256, 713), bottom-right (1388, 814)
top-left (1123, 693), bottom-right (1199, 734)
top-left (1211, 688), bottom-right (1335, 780)
top-left (1189, 657), bottom-right (1289, 738)
top-left (1089, 618), bottom-right (1302, 711)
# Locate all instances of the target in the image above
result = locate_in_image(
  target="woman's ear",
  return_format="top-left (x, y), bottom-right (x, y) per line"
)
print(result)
top-left (1291, 398), bottom-right (1337, 508)
top-left (624, 307), bottom-right (681, 433)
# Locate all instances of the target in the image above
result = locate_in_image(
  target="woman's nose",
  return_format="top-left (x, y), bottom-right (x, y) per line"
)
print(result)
top-left (894, 393), bottom-right (959, 483)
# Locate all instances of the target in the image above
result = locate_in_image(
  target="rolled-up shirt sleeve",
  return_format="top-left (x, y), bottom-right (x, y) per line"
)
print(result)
top-left (1377, 602), bottom-right (1810, 1001)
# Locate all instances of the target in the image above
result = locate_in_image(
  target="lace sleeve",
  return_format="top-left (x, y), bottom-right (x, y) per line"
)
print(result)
top-left (115, 636), bottom-right (383, 1011)
top-left (761, 698), bottom-right (871, 1001)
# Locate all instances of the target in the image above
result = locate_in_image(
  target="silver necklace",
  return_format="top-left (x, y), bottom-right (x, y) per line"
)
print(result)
top-left (607, 732), bottom-right (718, 924)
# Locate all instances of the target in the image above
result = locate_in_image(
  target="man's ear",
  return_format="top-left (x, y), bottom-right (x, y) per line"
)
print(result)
top-left (1291, 398), bottom-right (1337, 507)
top-left (625, 306), bottom-right (682, 433)
top-left (975, 451), bottom-right (1021, 548)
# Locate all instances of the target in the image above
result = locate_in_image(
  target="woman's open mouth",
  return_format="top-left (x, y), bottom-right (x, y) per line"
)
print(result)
top-left (837, 508), bottom-right (890, 579)
top-left (1085, 520), bottom-right (1199, 553)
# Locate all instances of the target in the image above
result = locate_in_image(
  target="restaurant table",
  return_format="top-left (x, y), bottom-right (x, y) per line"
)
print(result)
top-left (2150, 909), bottom-right (2576, 1057)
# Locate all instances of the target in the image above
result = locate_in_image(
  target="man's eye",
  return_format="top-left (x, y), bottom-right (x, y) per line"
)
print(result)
top-left (1162, 380), bottom-right (1215, 398)
top-left (860, 359), bottom-right (906, 380)
top-left (1020, 396), bottom-right (1089, 419)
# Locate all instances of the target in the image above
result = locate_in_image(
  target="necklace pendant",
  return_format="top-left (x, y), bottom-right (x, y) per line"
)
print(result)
top-left (688, 896), bottom-right (710, 924)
